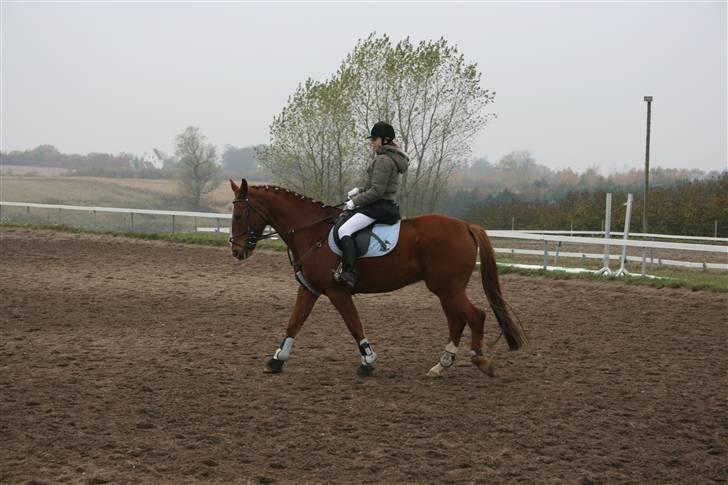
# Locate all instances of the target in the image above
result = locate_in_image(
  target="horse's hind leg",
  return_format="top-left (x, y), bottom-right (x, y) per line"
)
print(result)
top-left (427, 293), bottom-right (494, 377)
top-left (465, 300), bottom-right (494, 377)
top-left (427, 294), bottom-right (468, 377)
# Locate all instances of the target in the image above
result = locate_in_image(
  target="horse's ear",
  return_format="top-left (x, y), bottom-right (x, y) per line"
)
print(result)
top-left (230, 179), bottom-right (239, 193)
top-left (241, 179), bottom-right (248, 197)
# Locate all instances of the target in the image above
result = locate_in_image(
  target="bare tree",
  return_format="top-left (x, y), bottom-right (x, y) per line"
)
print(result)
top-left (174, 126), bottom-right (221, 209)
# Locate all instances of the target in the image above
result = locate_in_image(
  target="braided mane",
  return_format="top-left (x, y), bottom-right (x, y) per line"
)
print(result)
top-left (250, 184), bottom-right (337, 209)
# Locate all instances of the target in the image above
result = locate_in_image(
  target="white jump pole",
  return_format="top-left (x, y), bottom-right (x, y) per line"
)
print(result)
top-left (597, 193), bottom-right (613, 275)
top-left (615, 193), bottom-right (633, 277)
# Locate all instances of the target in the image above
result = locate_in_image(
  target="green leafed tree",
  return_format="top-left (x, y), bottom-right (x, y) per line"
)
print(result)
top-left (260, 33), bottom-right (495, 214)
top-left (174, 126), bottom-right (222, 209)
top-left (260, 77), bottom-right (359, 202)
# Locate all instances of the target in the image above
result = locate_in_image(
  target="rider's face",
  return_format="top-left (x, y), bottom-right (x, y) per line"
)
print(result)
top-left (370, 137), bottom-right (382, 150)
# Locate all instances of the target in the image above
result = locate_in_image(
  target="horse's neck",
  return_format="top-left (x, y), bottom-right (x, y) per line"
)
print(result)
top-left (253, 190), bottom-right (334, 245)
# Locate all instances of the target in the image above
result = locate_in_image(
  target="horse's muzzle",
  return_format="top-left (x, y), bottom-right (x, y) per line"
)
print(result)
top-left (232, 247), bottom-right (255, 261)
top-left (230, 238), bottom-right (256, 261)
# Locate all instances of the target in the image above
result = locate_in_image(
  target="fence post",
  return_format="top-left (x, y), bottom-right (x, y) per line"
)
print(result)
top-left (216, 218), bottom-right (220, 232)
top-left (26, 205), bottom-right (30, 223)
top-left (58, 208), bottom-right (63, 225)
top-left (130, 213), bottom-right (134, 232)
top-left (172, 215), bottom-right (175, 234)
top-left (93, 210), bottom-right (97, 231)
top-left (194, 217), bottom-right (198, 232)
top-left (554, 241), bottom-right (562, 266)
top-left (543, 240), bottom-right (549, 270)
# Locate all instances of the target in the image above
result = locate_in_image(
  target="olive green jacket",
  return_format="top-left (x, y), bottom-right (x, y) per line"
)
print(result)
top-left (352, 145), bottom-right (410, 207)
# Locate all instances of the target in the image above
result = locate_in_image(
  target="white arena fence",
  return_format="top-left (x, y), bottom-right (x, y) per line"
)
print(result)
top-left (1, 201), bottom-right (725, 273)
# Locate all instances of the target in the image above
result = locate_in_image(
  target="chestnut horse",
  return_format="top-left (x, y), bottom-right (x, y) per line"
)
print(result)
top-left (229, 179), bottom-right (524, 377)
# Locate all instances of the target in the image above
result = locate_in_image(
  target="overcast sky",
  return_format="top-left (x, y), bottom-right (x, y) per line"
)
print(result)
top-left (2, 2), bottom-right (726, 173)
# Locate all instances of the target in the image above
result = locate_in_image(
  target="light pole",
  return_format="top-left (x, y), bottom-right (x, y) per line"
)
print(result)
top-left (642, 96), bottom-right (653, 275)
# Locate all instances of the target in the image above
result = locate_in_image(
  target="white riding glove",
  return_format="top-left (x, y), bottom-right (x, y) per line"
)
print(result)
top-left (345, 199), bottom-right (355, 210)
top-left (347, 187), bottom-right (360, 198)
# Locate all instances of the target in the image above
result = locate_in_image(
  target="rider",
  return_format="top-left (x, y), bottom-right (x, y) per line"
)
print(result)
top-left (334, 121), bottom-right (410, 289)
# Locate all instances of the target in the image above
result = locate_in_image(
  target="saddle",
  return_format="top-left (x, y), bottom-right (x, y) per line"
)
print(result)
top-left (328, 216), bottom-right (401, 258)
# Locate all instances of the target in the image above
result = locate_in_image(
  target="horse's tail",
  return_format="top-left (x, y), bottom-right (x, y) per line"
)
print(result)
top-left (468, 224), bottom-right (525, 351)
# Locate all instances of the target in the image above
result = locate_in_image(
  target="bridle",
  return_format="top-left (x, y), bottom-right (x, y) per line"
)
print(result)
top-left (229, 196), bottom-right (280, 252)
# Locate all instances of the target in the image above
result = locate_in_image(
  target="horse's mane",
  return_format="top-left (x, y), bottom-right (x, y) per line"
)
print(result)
top-left (250, 184), bottom-right (340, 211)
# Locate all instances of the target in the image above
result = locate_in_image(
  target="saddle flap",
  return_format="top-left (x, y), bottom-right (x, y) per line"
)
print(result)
top-left (328, 220), bottom-right (401, 259)
top-left (332, 217), bottom-right (373, 256)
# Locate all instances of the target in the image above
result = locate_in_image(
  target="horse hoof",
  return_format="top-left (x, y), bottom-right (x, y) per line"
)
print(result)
top-left (472, 356), bottom-right (495, 377)
top-left (264, 358), bottom-right (285, 374)
top-left (427, 363), bottom-right (445, 377)
top-left (356, 364), bottom-right (375, 377)
top-left (479, 362), bottom-right (495, 377)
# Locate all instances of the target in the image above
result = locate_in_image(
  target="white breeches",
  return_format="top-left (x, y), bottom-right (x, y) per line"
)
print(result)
top-left (338, 213), bottom-right (376, 239)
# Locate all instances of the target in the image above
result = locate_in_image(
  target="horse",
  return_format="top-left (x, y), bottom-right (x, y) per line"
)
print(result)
top-left (228, 179), bottom-right (524, 377)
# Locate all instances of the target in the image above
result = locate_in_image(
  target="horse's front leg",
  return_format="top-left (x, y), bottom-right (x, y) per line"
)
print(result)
top-left (327, 289), bottom-right (377, 377)
top-left (264, 285), bottom-right (319, 373)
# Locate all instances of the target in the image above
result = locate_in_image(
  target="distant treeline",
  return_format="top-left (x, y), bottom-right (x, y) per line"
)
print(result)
top-left (443, 150), bottom-right (721, 214)
top-left (2, 145), bottom-right (144, 173)
top-left (1, 144), bottom-right (268, 180)
top-left (462, 172), bottom-right (728, 237)
top-left (219, 145), bottom-right (268, 180)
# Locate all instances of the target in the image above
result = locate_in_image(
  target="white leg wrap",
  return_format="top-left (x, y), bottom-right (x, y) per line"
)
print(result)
top-left (273, 337), bottom-right (295, 361)
top-left (445, 341), bottom-right (458, 354)
top-left (427, 341), bottom-right (458, 377)
top-left (359, 338), bottom-right (377, 366)
top-left (439, 341), bottom-right (458, 367)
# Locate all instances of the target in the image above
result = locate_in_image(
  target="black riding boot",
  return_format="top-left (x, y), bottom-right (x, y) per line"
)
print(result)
top-left (336, 235), bottom-right (358, 290)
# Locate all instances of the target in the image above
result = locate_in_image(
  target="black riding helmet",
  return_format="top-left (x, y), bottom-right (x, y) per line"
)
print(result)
top-left (367, 121), bottom-right (395, 140)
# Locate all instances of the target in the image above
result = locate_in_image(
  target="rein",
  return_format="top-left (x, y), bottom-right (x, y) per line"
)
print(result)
top-left (230, 196), bottom-right (342, 266)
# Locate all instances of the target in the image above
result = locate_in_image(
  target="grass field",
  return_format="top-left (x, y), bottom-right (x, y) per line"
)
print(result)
top-left (1, 176), bottom-right (187, 208)
top-left (0, 165), bottom-right (71, 176)
top-left (496, 257), bottom-right (728, 292)
top-left (0, 174), bottom-right (253, 233)
top-left (0, 175), bottom-right (266, 212)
